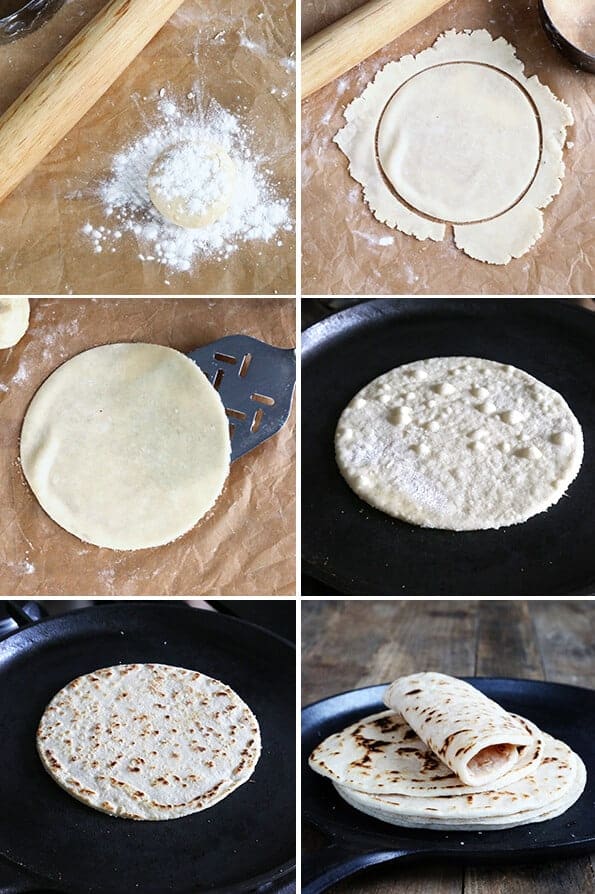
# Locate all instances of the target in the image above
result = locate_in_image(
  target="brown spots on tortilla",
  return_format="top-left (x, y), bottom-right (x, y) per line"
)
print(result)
top-left (44, 749), bottom-right (62, 770)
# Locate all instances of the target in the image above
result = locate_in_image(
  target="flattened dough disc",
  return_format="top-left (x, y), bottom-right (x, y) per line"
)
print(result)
top-left (377, 63), bottom-right (541, 223)
top-left (0, 297), bottom-right (30, 349)
top-left (335, 357), bottom-right (583, 531)
top-left (20, 343), bottom-right (231, 550)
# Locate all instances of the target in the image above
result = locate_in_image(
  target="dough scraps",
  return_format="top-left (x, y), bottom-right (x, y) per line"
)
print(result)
top-left (0, 297), bottom-right (30, 349)
top-left (335, 357), bottom-right (583, 531)
top-left (20, 343), bottom-right (231, 551)
top-left (335, 30), bottom-right (574, 265)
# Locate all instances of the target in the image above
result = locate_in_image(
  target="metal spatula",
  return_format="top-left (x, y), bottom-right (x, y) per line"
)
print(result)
top-left (188, 335), bottom-right (295, 461)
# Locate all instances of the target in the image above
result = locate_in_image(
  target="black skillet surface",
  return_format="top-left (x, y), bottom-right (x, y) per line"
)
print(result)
top-left (302, 679), bottom-right (595, 894)
top-left (0, 602), bottom-right (296, 894)
top-left (301, 299), bottom-right (595, 595)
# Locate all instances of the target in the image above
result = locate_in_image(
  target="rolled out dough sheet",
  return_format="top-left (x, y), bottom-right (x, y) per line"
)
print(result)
top-left (20, 343), bottom-right (231, 551)
top-left (335, 30), bottom-right (574, 265)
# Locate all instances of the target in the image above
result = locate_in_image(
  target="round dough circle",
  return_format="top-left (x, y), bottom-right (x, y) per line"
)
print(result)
top-left (0, 297), bottom-right (30, 349)
top-left (335, 357), bottom-right (583, 531)
top-left (377, 63), bottom-right (541, 223)
top-left (148, 141), bottom-right (236, 229)
top-left (37, 663), bottom-right (261, 820)
top-left (21, 343), bottom-right (231, 550)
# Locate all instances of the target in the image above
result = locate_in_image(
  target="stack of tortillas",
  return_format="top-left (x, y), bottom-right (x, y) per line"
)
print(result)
top-left (310, 673), bottom-right (586, 831)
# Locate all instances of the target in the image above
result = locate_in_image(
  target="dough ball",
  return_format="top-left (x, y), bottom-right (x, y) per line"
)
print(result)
top-left (148, 141), bottom-right (236, 229)
top-left (20, 343), bottom-right (231, 550)
top-left (335, 357), bottom-right (583, 531)
top-left (0, 297), bottom-right (30, 349)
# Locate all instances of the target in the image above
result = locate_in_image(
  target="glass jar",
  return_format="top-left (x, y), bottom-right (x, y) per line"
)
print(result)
top-left (0, 0), bottom-right (66, 44)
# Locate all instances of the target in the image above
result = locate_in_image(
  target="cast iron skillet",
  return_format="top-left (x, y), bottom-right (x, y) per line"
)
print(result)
top-left (302, 298), bottom-right (595, 595)
top-left (0, 602), bottom-right (296, 894)
top-left (302, 679), bottom-right (595, 894)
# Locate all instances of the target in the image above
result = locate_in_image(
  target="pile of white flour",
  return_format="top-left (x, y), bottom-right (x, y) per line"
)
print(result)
top-left (82, 93), bottom-right (292, 273)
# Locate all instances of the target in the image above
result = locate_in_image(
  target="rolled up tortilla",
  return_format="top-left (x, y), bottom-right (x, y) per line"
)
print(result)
top-left (384, 672), bottom-right (533, 787)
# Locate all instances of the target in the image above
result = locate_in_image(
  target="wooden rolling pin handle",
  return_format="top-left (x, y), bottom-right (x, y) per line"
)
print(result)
top-left (302, 0), bottom-right (451, 100)
top-left (0, 0), bottom-right (186, 206)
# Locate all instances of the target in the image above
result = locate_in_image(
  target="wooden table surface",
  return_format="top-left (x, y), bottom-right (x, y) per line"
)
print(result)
top-left (302, 600), bottom-right (595, 893)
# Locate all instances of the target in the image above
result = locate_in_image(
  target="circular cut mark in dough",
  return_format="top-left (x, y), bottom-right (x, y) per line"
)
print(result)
top-left (377, 63), bottom-right (541, 224)
top-left (20, 343), bottom-right (231, 550)
top-left (335, 357), bottom-right (583, 531)
top-left (148, 141), bottom-right (236, 229)
top-left (334, 30), bottom-right (574, 264)
top-left (0, 297), bottom-right (30, 349)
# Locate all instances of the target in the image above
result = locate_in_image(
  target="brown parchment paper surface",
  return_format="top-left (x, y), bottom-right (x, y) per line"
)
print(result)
top-left (0, 298), bottom-right (296, 596)
top-left (0, 0), bottom-right (295, 295)
top-left (302, 0), bottom-right (594, 295)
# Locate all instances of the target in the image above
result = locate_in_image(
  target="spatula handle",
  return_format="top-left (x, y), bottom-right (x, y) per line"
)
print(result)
top-left (302, 0), bottom-right (450, 99)
top-left (0, 0), bottom-right (186, 206)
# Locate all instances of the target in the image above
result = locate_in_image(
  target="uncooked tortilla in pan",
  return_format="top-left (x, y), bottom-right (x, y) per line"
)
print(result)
top-left (37, 663), bottom-right (261, 820)
top-left (335, 357), bottom-right (583, 530)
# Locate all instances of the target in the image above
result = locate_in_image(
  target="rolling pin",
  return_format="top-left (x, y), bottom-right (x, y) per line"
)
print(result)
top-left (302, 0), bottom-right (451, 99)
top-left (0, 0), bottom-right (186, 206)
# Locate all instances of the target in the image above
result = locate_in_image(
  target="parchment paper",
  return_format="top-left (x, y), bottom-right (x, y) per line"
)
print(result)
top-left (0, 0), bottom-right (295, 295)
top-left (302, 0), bottom-right (594, 295)
top-left (0, 298), bottom-right (296, 596)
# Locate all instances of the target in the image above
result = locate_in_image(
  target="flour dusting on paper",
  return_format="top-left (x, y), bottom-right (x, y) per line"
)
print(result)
top-left (82, 93), bottom-right (292, 273)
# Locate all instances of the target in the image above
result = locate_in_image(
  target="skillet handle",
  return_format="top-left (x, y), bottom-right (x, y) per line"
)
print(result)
top-left (301, 843), bottom-right (404, 894)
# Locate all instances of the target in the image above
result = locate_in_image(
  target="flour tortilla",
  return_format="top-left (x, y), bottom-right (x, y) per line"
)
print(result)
top-left (333, 735), bottom-right (586, 830)
top-left (384, 674), bottom-right (536, 786)
top-left (37, 663), bottom-right (261, 821)
top-left (335, 357), bottom-right (583, 531)
top-left (20, 343), bottom-right (231, 551)
top-left (309, 710), bottom-right (543, 795)
top-left (0, 297), bottom-right (30, 349)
